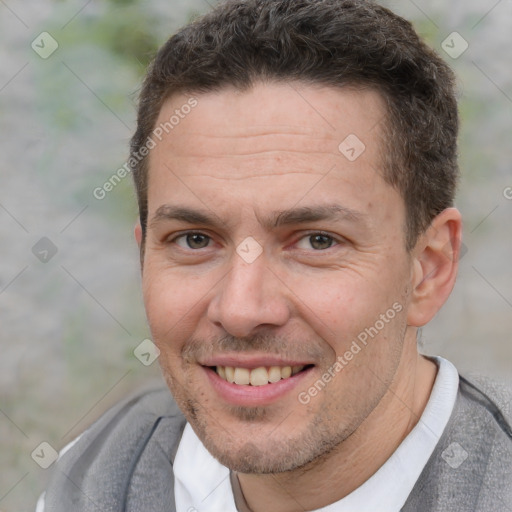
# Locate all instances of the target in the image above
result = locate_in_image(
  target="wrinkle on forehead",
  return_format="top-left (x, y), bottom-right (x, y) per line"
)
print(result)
top-left (154, 82), bottom-right (386, 144)
top-left (170, 149), bottom-right (339, 158)
top-left (156, 130), bottom-right (348, 161)
top-left (168, 126), bottom-right (332, 139)
top-left (149, 83), bottom-right (387, 184)
top-left (172, 170), bottom-right (329, 180)
top-left (147, 83), bottom-right (392, 217)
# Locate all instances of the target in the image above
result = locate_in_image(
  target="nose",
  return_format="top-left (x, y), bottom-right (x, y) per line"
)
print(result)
top-left (207, 251), bottom-right (290, 338)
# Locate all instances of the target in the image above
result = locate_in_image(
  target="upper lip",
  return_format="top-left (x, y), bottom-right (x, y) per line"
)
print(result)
top-left (200, 354), bottom-right (314, 369)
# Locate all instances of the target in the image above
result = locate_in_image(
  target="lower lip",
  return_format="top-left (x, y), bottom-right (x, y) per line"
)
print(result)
top-left (203, 366), bottom-right (314, 406)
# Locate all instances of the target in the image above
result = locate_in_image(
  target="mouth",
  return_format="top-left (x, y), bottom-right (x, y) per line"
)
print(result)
top-left (211, 364), bottom-right (313, 386)
top-left (201, 360), bottom-right (315, 406)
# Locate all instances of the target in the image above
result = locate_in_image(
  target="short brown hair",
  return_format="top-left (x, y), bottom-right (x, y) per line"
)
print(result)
top-left (130, 0), bottom-right (459, 251)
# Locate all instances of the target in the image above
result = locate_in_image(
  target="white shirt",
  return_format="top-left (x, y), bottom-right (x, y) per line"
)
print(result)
top-left (174, 356), bottom-right (459, 512)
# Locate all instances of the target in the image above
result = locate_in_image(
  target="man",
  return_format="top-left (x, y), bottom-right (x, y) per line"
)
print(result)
top-left (39, 0), bottom-right (512, 510)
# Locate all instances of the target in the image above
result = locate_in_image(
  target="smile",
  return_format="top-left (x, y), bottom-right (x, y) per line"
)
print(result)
top-left (201, 356), bottom-right (315, 405)
top-left (214, 365), bottom-right (308, 386)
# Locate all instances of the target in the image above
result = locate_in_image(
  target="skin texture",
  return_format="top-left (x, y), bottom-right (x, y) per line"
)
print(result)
top-left (135, 81), bottom-right (462, 511)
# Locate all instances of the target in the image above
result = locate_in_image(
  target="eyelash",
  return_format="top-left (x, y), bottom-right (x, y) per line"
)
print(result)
top-left (169, 231), bottom-right (342, 251)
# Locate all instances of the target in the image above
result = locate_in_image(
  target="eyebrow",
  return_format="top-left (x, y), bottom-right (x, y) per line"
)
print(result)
top-left (150, 204), bottom-right (367, 231)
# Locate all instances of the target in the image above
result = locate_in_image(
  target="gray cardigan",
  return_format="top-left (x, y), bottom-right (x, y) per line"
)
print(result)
top-left (41, 375), bottom-right (512, 511)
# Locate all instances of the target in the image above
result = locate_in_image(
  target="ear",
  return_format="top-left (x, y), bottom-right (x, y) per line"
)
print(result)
top-left (407, 207), bottom-right (463, 327)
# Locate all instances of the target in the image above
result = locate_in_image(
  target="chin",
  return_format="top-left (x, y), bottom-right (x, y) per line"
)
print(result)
top-left (190, 410), bottom-right (350, 475)
top-left (203, 436), bottom-right (308, 474)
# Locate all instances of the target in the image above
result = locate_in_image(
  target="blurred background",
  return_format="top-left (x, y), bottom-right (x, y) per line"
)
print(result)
top-left (0, 0), bottom-right (511, 509)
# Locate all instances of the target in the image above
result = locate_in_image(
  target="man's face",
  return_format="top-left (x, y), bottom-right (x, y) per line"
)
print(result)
top-left (140, 82), bottom-right (417, 473)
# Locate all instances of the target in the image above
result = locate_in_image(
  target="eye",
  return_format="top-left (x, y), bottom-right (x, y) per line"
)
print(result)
top-left (174, 232), bottom-right (212, 250)
top-left (296, 233), bottom-right (339, 251)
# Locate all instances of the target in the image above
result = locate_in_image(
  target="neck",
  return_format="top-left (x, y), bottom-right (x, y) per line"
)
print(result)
top-left (236, 338), bottom-right (437, 512)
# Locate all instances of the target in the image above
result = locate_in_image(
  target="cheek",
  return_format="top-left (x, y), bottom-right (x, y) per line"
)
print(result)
top-left (142, 266), bottom-right (205, 352)
top-left (289, 270), bottom-right (407, 354)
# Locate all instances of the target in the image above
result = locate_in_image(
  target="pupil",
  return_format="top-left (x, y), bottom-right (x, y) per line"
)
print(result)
top-left (311, 234), bottom-right (332, 250)
top-left (188, 234), bottom-right (208, 249)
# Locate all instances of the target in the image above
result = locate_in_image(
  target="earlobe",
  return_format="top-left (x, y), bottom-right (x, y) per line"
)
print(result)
top-left (407, 208), bottom-right (463, 327)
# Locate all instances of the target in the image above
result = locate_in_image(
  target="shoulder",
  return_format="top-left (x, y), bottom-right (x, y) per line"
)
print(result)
top-left (457, 372), bottom-right (512, 437)
top-left (448, 373), bottom-right (512, 507)
top-left (41, 383), bottom-right (186, 511)
top-left (404, 370), bottom-right (512, 512)
top-left (63, 383), bottom-right (186, 453)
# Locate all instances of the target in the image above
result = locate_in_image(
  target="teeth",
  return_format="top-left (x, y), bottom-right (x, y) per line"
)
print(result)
top-left (250, 367), bottom-right (268, 386)
top-left (225, 366), bottom-right (235, 383)
top-left (215, 365), bottom-right (306, 385)
top-left (234, 367), bottom-right (250, 385)
top-left (281, 366), bottom-right (292, 379)
top-left (292, 365), bottom-right (303, 376)
top-left (268, 366), bottom-right (282, 383)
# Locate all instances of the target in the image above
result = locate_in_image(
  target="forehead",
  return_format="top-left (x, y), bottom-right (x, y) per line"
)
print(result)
top-left (145, 81), bottom-right (403, 234)
top-left (150, 82), bottom-right (387, 175)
